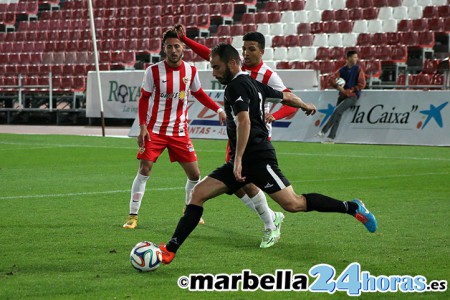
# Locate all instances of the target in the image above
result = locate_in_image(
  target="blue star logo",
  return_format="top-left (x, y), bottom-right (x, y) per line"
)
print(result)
top-left (318, 103), bottom-right (335, 127)
top-left (419, 102), bottom-right (448, 129)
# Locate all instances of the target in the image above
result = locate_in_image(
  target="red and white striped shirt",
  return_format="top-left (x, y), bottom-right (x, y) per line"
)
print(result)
top-left (242, 61), bottom-right (288, 92)
top-left (141, 61), bottom-right (201, 136)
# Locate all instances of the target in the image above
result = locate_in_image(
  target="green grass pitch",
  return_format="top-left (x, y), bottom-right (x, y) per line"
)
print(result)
top-left (0, 133), bottom-right (449, 299)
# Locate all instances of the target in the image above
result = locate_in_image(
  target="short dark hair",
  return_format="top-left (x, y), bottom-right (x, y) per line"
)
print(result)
top-left (242, 32), bottom-right (265, 49)
top-left (346, 50), bottom-right (358, 58)
top-left (211, 43), bottom-right (240, 64)
top-left (162, 29), bottom-right (179, 44)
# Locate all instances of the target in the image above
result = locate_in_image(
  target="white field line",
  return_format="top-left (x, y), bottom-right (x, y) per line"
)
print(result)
top-left (1, 172), bottom-right (448, 200)
top-left (0, 141), bottom-right (449, 161)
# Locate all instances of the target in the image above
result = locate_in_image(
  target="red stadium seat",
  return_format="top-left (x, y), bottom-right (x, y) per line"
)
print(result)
top-left (398, 20), bottom-right (412, 32)
top-left (322, 10), bottom-right (335, 22)
top-left (372, 33), bottom-right (387, 45)
top-left (310, 22), bottom-right (324, 34)
top-left (243, 24), bottom-right (257, 33)
top-left (363, 8), bottom-right (379, 20)
top-left (330, 47), bottom-right (345, 60)
top-left (386, 0), bottom-right (402, 6)
top-left (316, 47), bottom-right (330, 60)
top-left (319, 60), bottom-right (336, 74)
top-left (387, 32), bottom-right (403, 45)
top-left (421, 59), bottom-right (439, 74)
top-left (444, 18), bottom-right (450, 33)
top-left (360, 46), bottom-right (375, 59)
top-left (299, 34), bottom-right (314, 46)
top-left (402, 31), bottom-right (419, 47)
top-left (364, 60), bottom-right (382, 77)
top-left (360, 0), bottom-right (374, 8)
top-left (423, 6), bottom-right (438, 19)
top-left (323, 22), bottom-right (339, 33)
top-left (272, 36), bottom-right (286, 47)
top-left (297, 23), bottom-right (311, 34)
top-left (279, 1), bottom-right (292, 11)
top-left (357, 33), bottom-right (372, 46)
top-left (216, 25), bottom-right (231, 37)
top-left (265, 1), bottom-right (279, 11)
top-left (373, 0), bottom-right (388, 7)
top-left (285, 35), bottom-right (300, 47)
top-left (374, 45), bottom-right (391, 60)
top-left (428, 18), bottom-right (444, 32)
top-left (418, 31), bottom-right (435, 48)
top-left (254, 12), bottom-right (268, 24)
top-left (267, 12), bottom-right (281, 23)
top-left (291, 0), bottom-right (305, 11)
top-left (430, 73), bottom-right (443, 87)
top-left (339, 21), bottom-right (354, 33)
top-left (437, 6), bottom-right (450, 18)
top-left (349, 8), bottom-right (363, 20)
top-left (390, 46), bottom-right (407, 63)
top-left (335, 9), bottom-right (349, 21)
top-left (197, 4), bottom-right (209, 15)
top-left (276, 61), bottom-right (291, 69)
top-left (413, 19), bottom-right (428, 32)
top-left (241, 13), bottom-right (255, 25)
top-left (346, 0), bottom-right (360, 8)
top-left (230, 25), bottom-right (244, 36)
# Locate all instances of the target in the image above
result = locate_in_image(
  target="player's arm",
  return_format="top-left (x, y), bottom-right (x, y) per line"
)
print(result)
top-left (269, 88), bottom-right (297, 122)
top-left (234, 111), bottom-right (250, 182)
top-left (137, 88), bottom-right (152, 147)
top-left (191, 88), bottom-right (226, 125)
top-left (174, 24), bottom-right (211, 61)
top-left (267, 92), bottom-right (316, 116)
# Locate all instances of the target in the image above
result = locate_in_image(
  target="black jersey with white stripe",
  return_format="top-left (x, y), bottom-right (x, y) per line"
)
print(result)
top-left (224, 72), bottom-right (283, 161)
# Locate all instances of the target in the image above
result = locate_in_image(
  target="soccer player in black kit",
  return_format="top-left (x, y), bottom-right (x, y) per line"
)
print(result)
top-left (157, 44), bottom-right (377, 264)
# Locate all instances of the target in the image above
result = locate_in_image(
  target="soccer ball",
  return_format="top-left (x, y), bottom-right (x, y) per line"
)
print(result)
top-left (130, 241), bottom-right (162, 272)
top-left (336, 77), bottom-right (346, 87)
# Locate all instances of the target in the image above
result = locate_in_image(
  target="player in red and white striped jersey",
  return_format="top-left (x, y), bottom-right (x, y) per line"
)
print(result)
top-left (175, 26), bottom-right (293, 248)
top-left (123, 29), bottom-right (226, 229)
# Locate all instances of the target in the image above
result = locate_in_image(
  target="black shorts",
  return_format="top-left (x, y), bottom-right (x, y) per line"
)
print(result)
top-left (208, 159), bottom-right (291, 195)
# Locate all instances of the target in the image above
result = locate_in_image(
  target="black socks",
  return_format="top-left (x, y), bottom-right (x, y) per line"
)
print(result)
top-left (303, 193), bottom-right (357, 215)
top-left (166, 204), bottom-right (204, 253)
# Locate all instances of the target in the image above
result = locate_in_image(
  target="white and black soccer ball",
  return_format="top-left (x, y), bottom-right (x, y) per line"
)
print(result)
top-left (130, 241), bottom-right (162, 272)
top-left (336, 77), bottom-right (346, 87)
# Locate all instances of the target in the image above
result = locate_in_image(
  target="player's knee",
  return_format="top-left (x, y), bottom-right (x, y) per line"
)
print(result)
top-left (281, 196), bottom-right (307, 212)
top-left (190, 185), bottom-right (207, 205)
top-left (242, 184), bottom-right (260, 198)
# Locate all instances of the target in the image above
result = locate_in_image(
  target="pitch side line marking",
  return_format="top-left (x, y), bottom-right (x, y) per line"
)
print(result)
top-left (1, 172), bottom-right (448, 200)
top-left (0, 141), bottom-right (449, 161)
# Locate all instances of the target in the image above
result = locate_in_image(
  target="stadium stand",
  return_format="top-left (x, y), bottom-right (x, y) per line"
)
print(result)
top-left (0, 0), bottom-right (449, 122)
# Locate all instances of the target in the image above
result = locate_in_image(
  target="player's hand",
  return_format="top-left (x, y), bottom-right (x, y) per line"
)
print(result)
top-left (233, 158), bottom-right (246, 182)
top-left (302, 103), bottom-right (317, 116)
top-left (265, 113), bottom-right (276, 123)
top-left (218, 111), bottom-right (226, 125)
top-left (137, 126), bottom-right (150, 149)
top-left (328, 75), bottom-right (338, 88)
top-left (174, 24), bottom-right (186, 39)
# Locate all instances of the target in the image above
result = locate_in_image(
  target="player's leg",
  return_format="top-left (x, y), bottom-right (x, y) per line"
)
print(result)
top-left (123, 133), bottom-right (165, 229)
top-left (242, 183), bottom-right (284, 248)
top-left (251, 161), bottom-right (377, 233)
top-left (159, 176), bottom-right (231, 264)
top-left (168, 135), bottom-right (205, 223)
top-left (326, 97), bottom-right (357, 140)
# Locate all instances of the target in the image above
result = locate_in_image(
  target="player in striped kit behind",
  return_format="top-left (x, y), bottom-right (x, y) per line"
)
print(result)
top-left (123, 29), bottom-right (226, 229)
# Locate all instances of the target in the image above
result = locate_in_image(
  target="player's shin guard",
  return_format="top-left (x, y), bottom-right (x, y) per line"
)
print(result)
top-left (251, 190), bottom-right (276, 230)
top-left (129, 173), bottom-right (149, 215)
top-left (185, 178), bottom-right (200, 205)
top-left (303, 193), bottom-right (357, 214)
top-left (166, 204), bottom-right (204, 253)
